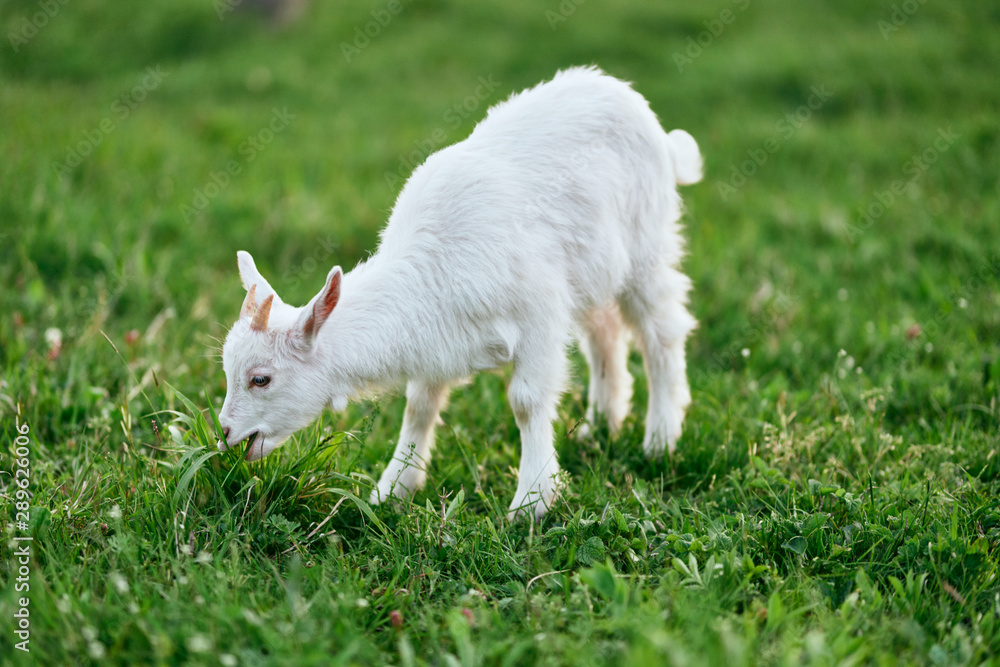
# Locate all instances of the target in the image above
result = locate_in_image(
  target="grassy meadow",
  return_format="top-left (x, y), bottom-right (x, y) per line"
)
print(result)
top-left (1, 0), bottom-right (999, 664)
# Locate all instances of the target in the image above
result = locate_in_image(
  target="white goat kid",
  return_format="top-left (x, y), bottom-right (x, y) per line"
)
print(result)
top-left (217, 66), bottom-right (702, 520)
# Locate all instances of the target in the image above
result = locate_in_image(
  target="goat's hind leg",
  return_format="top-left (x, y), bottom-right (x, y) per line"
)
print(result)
top-left (371, 380), bottom-right (450, 503)
top-left (620, 265), bottom-right (696, 456)
top-left (579, 303), bottom-right (633, 436)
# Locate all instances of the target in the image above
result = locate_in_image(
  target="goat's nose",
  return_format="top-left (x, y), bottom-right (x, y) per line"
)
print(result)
top-left (222, 427), bottom-right (231, 442)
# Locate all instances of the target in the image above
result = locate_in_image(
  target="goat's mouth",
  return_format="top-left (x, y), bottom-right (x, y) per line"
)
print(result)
top-left (243, 431), bottom-right (262, 461)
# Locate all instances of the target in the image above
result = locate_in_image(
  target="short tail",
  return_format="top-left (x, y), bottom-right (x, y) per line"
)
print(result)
top-left (665, 129), bottom-right (703, 186)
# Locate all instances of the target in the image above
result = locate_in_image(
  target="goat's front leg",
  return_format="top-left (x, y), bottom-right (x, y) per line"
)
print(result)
top-left (370, 381), bottom-right (450, 504)
top-left (507, 349), bottom-right (566, 521)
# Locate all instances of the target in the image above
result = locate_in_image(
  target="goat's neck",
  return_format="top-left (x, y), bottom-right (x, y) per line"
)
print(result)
top-left (317, 258), bottom-right (420, 394)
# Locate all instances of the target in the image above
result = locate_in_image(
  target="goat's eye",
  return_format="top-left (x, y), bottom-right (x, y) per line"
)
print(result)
top-left (251, 375), bottom-right (271, 388)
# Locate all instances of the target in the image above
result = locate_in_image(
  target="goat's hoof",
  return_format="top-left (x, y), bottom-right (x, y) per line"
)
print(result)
top-left (644, 409), bottom-right (684, 457)
top-left (507, 486), bottom-right (558, 522)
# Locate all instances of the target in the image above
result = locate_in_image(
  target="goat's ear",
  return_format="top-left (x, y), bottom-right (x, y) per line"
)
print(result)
top-left (237, 251), bottom-right (282, 304)
top-left (298, 266), bottom-right (342, 342)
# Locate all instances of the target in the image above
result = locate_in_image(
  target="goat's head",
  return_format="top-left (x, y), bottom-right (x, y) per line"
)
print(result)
top-left (218, 251), bottom-right (343, 460)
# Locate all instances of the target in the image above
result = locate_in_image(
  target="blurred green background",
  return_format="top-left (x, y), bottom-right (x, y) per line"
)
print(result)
top-left (2, 0), bottom-right (998, 389)
top-left (1, 0), bottom-right (998, 664)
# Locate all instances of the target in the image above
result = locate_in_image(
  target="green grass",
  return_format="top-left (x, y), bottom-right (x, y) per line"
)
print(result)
top-left (1, 0), bottom-right (999, 664)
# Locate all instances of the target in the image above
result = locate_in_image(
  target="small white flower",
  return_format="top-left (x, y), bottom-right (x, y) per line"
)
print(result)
top-left (45, 327), bottom-right (63, 348)
top-left (107, 504), bottom-right (122, 520)
top-left (741, 348), bottom-right (750, 358)
top-left (186, 634), bottom-right (213, 653)
top-left (838, 349), bottom-right (847, 358)
top-left (242, 609), bottom-right (263, 626)
top-left (220, 655), bottom-right (238, 667)
top-left (111, 572), bottom-right (129, 595)
top-left (924, 342), bottom-right (933, 353)
top-left (356, 598), bottom-right (370, 608)
top-left (958, 298), bottom-right (967, 309)
top-left (792, 340), bottom-right (803, 354)
top-left (88, 642), bottom-right (106, 659)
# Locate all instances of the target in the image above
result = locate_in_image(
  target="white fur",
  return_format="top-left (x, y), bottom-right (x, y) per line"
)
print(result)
top-left (218, 66), bottom-right (702, 520)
